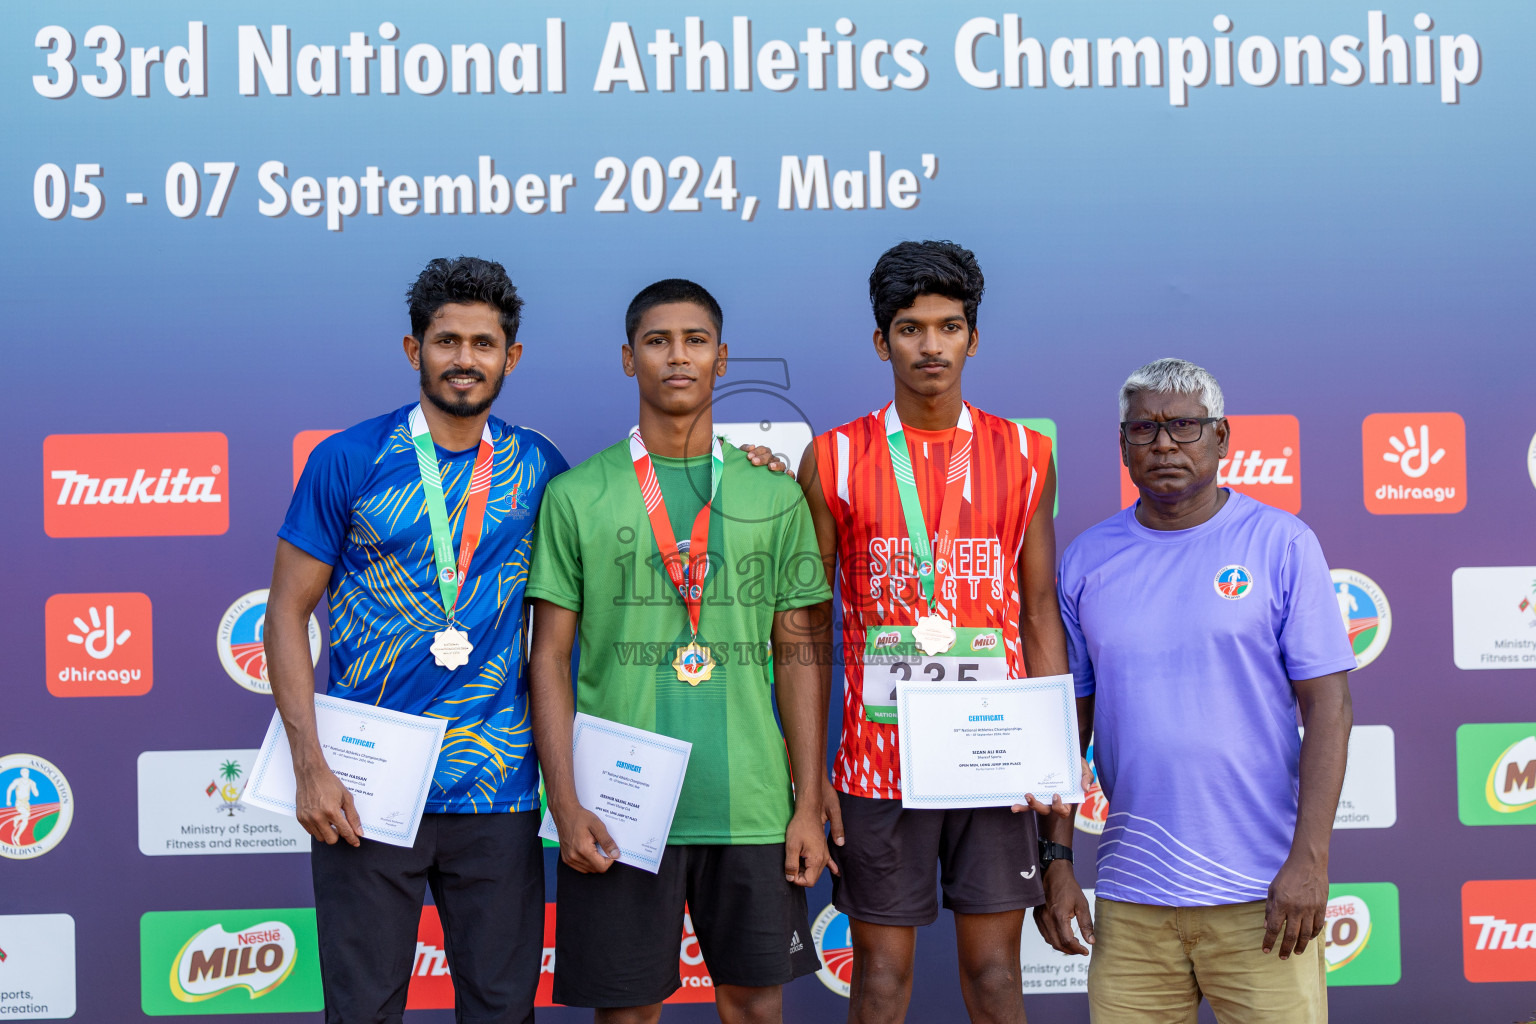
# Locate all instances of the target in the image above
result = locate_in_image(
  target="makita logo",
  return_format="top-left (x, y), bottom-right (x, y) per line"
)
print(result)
top-left (1468, 915), bottom-right (1536, 951)
top-left (51, 467), bottom-right (222, 506)
top-left (43, 432), bottom-right (228, 537)
top-left (1462, 879), bottom-right (1536, 982)
top-left (1218, 449), bottom-right (1294, 486)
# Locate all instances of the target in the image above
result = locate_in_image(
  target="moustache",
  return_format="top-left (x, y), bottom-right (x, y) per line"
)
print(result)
top-left (439, 368), bottom-right (486, 382)
top-left (914, 360), bottom-right (950, 370)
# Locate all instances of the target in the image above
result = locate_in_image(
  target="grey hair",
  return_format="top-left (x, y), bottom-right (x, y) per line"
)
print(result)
top-left (1118, 358), bottom-right (1225, 420)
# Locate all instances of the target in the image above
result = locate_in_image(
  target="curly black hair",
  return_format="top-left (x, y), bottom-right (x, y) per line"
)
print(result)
top-left (406, 256), bottom-right (523, 345)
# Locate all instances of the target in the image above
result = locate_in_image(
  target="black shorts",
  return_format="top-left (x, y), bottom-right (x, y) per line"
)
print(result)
top-left (831, 792), bottom-right (1045, 927)
top-left (553, 843), bottom-right (818, 1007)
top-left (310, 810), bottom-right (544, 1024)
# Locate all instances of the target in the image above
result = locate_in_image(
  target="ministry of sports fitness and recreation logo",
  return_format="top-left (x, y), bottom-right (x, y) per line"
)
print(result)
top-left (811, 903), bottom-right (853, 998)
top-left (1330, 569), bottom-right (1392, 671)
top-left (1361, 412), bottom-right (1467, 514)
top-left (1213, 565), bottom-right (1253, 600)
top-left (140, 909), bottom-right (323, 1015)
top-left (45, 592), bottom-right (154, 697)
top-left (0, 754), bottom-right (73, 861)
top-left (217, 591), bottom-right (321, 695)
top-left (43, 431), bottom-right (229, 537)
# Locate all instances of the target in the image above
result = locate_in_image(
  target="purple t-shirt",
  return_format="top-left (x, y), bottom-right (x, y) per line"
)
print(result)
top-left (1058, 491), bottom-right (1355, 907)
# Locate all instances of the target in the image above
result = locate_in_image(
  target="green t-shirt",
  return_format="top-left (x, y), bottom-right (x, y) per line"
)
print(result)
top-left (527, 439), bottom-right (831, 844)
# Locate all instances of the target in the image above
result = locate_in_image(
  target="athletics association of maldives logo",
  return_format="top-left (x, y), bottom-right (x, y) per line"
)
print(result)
top-left (1214, 565), bottom-right (1253, 600)
top-left (1330, 569), bottom-right (1392, 671)
top-left (0, 754), bottom-right (74, 860)
top-left (1075, 737), bottom-right (1109, 836)
top-left (811, 903), bottom-right (854, 998)
top-left (217, 591), bottom-right (321, 695)
top-left (43, 431), bottom-right (229, 537)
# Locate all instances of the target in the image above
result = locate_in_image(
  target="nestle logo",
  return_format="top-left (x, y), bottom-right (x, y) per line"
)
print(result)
top-left (971, 633), bottom-right (998, 651)
top-left (44, 432), bottom-right (229, 537)
top-left (874, 631), bottom-right (902, 650)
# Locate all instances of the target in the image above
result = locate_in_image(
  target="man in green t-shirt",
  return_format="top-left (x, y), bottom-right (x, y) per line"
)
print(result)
top-left (527, 279), bottom-right (832, 1022)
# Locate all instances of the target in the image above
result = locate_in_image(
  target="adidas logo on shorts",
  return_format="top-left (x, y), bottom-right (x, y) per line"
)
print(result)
top-left (789, 930), bottom-right (803, 954)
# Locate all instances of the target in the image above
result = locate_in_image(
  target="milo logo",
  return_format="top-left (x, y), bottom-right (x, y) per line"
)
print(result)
top-left (971, 632), bottom-right (999, 652)
top-left (172, 922), bottom-right (297, 1001)
top-left (873, 631), bottom-right (902, 651)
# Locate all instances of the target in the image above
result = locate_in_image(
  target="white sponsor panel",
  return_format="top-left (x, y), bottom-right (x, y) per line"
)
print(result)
top-left (1335, 725), bottom-right (1397, 830)
top-left (1451, 567), bottom-right (1536, 670)
top-left (714, 421), bottom-right (814, 476)
top-left (137, 750), bottom-right (308, 856)
top-left (1019, 887), bottom-right (1094, 994)
top-left (0, 914), bottom-right (76, 1019)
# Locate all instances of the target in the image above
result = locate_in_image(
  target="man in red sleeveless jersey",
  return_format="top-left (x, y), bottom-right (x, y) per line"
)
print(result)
top-left (799, 240), bottom-right (1078, 1023)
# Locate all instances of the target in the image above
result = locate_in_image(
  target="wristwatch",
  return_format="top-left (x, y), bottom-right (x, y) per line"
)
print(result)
top-left (1038, 839), bottom-right (1075, 870)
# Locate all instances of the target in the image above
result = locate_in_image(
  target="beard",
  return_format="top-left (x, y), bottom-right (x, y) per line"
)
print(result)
top-left (421, 361), bottom-right (507, 418)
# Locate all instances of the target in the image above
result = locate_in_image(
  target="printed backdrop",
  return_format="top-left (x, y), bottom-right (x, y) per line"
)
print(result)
top-left (3, 2), bottom-right (1534, 1021)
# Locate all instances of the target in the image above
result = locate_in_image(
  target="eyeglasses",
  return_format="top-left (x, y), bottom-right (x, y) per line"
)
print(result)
top-left (1120, 417), bottom-right (1221, 445)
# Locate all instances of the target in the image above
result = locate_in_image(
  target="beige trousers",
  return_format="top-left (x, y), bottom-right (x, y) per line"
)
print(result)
top-left (1087, 898), bottom-right (1326, 1024)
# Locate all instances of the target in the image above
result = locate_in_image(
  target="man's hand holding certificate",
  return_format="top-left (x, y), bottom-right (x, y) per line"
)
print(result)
top-left (539, 714), bottom-right (691, 875)
top-left (242, 693), bottom-right (447, 848)
top-left (896, 673), bottom-right (1083, 810)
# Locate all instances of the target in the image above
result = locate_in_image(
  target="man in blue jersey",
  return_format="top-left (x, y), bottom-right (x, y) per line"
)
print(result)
top-left (1038, 359), bottom-right (1355, 1024)
top-left (266, 256), bottom-right (564, 1024)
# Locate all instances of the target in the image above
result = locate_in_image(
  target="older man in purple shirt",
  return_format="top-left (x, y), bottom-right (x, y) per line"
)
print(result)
top-left (1036, 359), bottom-right (1355, 1024)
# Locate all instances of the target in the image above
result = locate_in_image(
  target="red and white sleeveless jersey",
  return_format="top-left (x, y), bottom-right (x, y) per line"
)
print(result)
top-left (813, 403), bottom-right (1052, 800)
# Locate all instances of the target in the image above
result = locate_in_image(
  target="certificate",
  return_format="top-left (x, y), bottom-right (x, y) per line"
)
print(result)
top-left (896, 673), bottom-right (1083, 810)
top-left (538, 714), bottom-right (691, 874)
top-left (241, 693), bottom-right (447, 848)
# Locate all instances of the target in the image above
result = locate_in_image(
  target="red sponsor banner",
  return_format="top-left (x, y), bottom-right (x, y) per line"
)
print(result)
top-left (45, 592), bottom-right (153, 697)
top-left (43, 432), bottom-right (228, 537)
top-left (1119, 414), bottom-right (1301, 513)
top-left (406, 903), bottom-right (715, 1009)
top-left (292, 430), bottom-right (340, 487)
top-left (1462, 879), bottom-right (1536, 983)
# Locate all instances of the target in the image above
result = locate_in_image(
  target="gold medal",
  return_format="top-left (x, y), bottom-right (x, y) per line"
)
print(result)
top-left (673, 640), bottom-right (715, 686)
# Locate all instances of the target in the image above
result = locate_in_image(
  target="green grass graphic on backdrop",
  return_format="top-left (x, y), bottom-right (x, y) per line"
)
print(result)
top-left (1456, 723), bottom-right (1536, 826)
top-left (140, 908), bottom-right (323, 1015)
top-left (1324, 883), bottom-right (1400, 987)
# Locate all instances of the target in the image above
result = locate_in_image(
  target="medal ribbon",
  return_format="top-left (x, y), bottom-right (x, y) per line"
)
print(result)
top-left (883, 402), bottom-right (974, 618)
top-left (409, 405), bottom-right (495, 626)
top-left (628, 426), bottom-right (724, 641)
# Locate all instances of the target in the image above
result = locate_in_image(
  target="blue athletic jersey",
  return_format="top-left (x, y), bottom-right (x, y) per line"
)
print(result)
top-left (279, 404), bottom-right (567, 813)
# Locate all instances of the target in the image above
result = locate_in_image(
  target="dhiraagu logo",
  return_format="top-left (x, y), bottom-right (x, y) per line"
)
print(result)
top-left (1324, 883), bottom-right (1401, 986)
top-left (140, 909), bottom-right (322, 1015)
top-left (1458, 724), bottom-right (1536, 825)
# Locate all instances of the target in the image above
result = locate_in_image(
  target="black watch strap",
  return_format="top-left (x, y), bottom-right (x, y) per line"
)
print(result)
top-left (1038, 839), bottom-right (1074, 868)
